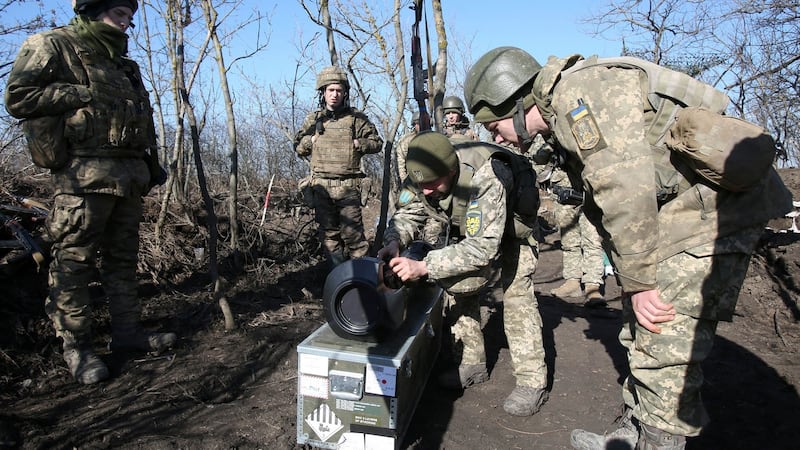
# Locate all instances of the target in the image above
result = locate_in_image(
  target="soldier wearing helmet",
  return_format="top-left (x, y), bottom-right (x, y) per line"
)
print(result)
top-left (465, 46), bottom-right (791, 448)
top-left (378, 131), bottom-right (549, 417)
top-left (294, 66), bottom-right (384, 268)
top-left (441, 96), bottom-right (478, 142)
top-left (4, 0), bottom-right (175, 385)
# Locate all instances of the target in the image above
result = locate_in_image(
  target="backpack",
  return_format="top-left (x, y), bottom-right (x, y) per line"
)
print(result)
top-left (564, 56), bottom-right (776, 192)
top-left (452, 142), bottom-right (540, 239)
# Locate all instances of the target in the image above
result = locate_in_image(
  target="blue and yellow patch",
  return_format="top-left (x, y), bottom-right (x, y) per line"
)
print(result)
top-left (398, 188), bottom-right (416, 207)
top-left (464, 209), bottom-right (482, 237)
top-left (567, 100), bottom-right (606, 153)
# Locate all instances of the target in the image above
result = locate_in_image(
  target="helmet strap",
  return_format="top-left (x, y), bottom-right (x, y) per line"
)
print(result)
top-left (512, 98), bottom-right (533, 152)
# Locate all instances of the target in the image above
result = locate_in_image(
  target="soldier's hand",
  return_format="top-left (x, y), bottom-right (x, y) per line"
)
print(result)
top-left (389, 257), bottom-right (428, 282)
top-left (377, 241), bottom-right (400, 262)
top-left (631, 289), bottom-right (676, 334)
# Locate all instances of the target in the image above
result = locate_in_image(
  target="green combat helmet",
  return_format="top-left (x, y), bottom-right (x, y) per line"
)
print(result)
top-left (405, 131), bottom-right (458, 184)
top-left (463, 46), bottom-right (541, 123)
top-left (73, 0), bottom-right (138, 15)
top-left (316, 66), bottom-right (350, 90)
top-left (442, 96), bottom-right (466, 115)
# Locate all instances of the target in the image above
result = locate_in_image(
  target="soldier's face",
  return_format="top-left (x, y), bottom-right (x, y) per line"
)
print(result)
top-left (484, 118), bottom-right (518, 147)
top-left (324, 84), bottom-right (345, 109)
top-left (445, 111), bottom-right (461, 125)
top-left (99, 6), bottom-right (134, 33)
top-left (419, 172), bottom-right (455, 200)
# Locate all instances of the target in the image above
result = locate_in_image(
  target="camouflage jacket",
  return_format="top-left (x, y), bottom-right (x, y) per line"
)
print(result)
top-left (394, 131), bottom-right (417, 182)
top-left (294, 107), bottom-right (383, 178)
top-left (385, 148), bottom-right (514, 291)
top-left (5, 23), bottom-right (152, 197)
top-left (533, 55), bottom-right (792, 292)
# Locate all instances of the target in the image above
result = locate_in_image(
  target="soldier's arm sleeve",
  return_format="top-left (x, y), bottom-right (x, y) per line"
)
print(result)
top-left (294, 113), bottom-right (316, 157)
top-left (424, 162), bottom-right (510, 280)
top-left (383, 186), bottom-right (429, 247)
top-left (355, 114), bottom-right (384, 154)
top-left (567, 68), bottom-right (659, 292)
top-left (4, 34), bottom-right (91, 119)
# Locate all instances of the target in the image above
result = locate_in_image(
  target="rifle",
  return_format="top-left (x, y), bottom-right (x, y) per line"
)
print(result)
top-left (0, 210), bottom-right (46, 269)
top-left (0, 194), bottom-right (49, 269)
top-left (411, 0), bottom-right (431, 131)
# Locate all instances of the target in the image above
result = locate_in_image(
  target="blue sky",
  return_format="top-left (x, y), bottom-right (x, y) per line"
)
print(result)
top-left (3, 1), bottom-right (620, 88)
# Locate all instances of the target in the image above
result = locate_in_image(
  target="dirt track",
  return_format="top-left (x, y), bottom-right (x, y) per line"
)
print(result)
top-left (2, 172), bottom-right (800, 449)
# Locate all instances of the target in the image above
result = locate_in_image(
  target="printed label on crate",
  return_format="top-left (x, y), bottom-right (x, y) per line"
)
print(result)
top-left (305, 403), bottom-right (344, 442)
top-left (299, 353), bottom-right (329, 377)
top-left (365, 363), bottom-right (397, 396)
top-left (300, 374), bottom-right (329, 399)
top-left (336, 432), bottom-right (366, 450)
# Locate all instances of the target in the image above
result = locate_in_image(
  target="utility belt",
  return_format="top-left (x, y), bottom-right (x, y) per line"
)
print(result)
top-left (313, 174), bottom-right (364, 187)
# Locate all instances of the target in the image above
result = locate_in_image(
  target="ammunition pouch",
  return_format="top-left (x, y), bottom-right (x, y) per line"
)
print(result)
top-left (22, 115), bottom-right (70, 170)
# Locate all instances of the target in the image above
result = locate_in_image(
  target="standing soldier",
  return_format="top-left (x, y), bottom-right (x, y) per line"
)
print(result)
top-left (294, 66), bottom-right (384, 268)
top-left (464, 47), bottom-right (791, 449)
top-left (378, 131), bottom-right (549, 417)
top-left (441, 96), bottom-right (479, 141)
top-left (547, 170), bottom-right (606, 307)
top-left (4, 0), bottom-right (176, 385)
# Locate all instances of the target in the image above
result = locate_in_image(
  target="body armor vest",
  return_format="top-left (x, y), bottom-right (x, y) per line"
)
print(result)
top-left (311, 112), bottom-right (361, 177)
top-left (61, 28), bottom-right (154, 157)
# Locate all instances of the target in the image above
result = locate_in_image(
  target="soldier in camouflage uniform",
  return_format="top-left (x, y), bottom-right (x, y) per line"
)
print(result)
top-left (465, 47), bottom-right (791, 449)
top-left (294, 66), bottom-right (384, 267)
top-left (442, 96), bottom-right (479, 142)
top-left (394, 112), bottom-right (444, 246)
top-left (547, 168), bottom-right (606, 306)
top-left (378, 131), bottom-right (548, 417)
top-left (4, 0), bottom-right (176, 385)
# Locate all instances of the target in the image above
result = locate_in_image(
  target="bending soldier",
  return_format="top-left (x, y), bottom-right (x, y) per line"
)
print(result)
top-left (464, 46), bottom-right (791, 449)
top-left (378, 131), bottom-right (549, 417)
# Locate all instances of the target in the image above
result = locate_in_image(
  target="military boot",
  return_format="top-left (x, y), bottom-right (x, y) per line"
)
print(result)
top-left (637, 424), bottom-right (686, 450)
top-left (61, 332), bottom-right (109, 385)
top-left (583, 283), bottom-right (607, 308)
top-left (571, 407), bottom-right (639, 450)
top-left (550, 278), bottom-right (583, 298)
top-left (437, 364), bottom-right (488, 389)
top-left (110, 328), bottom-right (177, 354)
top-left (503, 386), bottom-right (549, 416)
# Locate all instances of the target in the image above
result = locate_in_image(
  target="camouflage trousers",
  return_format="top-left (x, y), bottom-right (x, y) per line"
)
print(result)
top-left (45, 192), bottom-right (144, 341)
top-left (619, 228), bottom-right (762, 437)
top-left (445, 238), bottom-right (547, 388)
top-left (555, 204), bottom-right (603, 284)
top-left (311, 178), bottom-right (369, 261)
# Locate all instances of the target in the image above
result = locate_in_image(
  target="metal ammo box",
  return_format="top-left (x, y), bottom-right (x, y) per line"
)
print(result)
top-left (296, 280), bottom-right (443, 449)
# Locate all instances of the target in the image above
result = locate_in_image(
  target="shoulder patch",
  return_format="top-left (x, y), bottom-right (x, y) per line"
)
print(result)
top-left (566, 100), bottom-right (606, 155)
top-left (464, 209), bottom-right (483, 237)
top-left (467, 199), bottom-right (480, 209)
top-left (398, 188), bottom-right (416, 206)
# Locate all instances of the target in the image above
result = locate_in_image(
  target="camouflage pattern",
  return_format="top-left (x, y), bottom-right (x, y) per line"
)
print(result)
top-left (443, 121), bottom-right (479, 142)
top-left (555, 202), bottom-right (604, 285)
top-left (385, 142), bottom-right (547, 388)
top-left (619, 226), bottom-right (762, 436)
top-left (5, 19), bottom-right (156, 342)
top-left (394, 130), bottom-right (444, 245)
top-left (528, 54), bottom-right (793, 437)
top-left (294, 106), bottom-right (383, 262)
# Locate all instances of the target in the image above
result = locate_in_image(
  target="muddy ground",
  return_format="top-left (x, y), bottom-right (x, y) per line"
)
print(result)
top-left (1, 170), bottom-right (799, 450)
